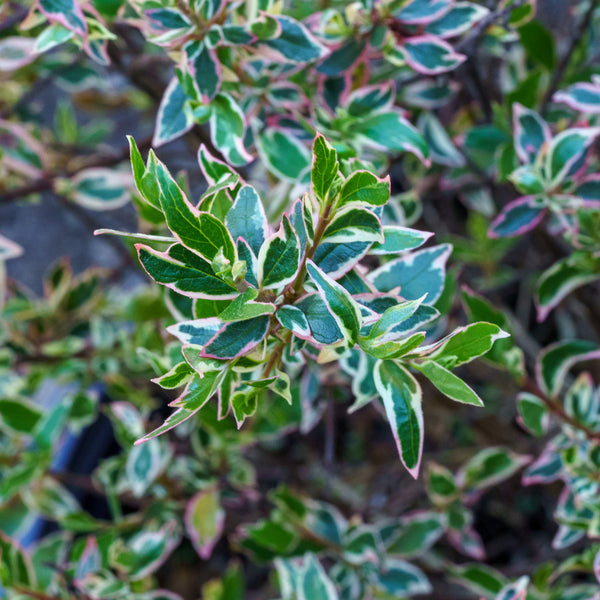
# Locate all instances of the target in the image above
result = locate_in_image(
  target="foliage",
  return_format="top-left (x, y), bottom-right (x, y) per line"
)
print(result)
top-left (2, 0), bottom-right (600, 599)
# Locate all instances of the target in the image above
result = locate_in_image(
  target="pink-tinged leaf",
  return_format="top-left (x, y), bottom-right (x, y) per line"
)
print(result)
top-left (0, 235), bottom-right (23, 261)
top-left (488, 196), bottom-right (547, 238)
top-left (521, 444), bottom-right (562, 485)
top-left (554, 82), bottom-right (600, 114)
top-left (495, 577), bottom-right (529, 600)
top-left (447, 527), bottom-right (486, 560)
top-left (0, 37), bottom-right (37, 71)
top-left (544, 127), bottom-right (600, 187)
top-left (153, 78), bottom-right (193, 147)
top-left (395, 0), bottom-right (452, 25)
top-left (594, 548), bottom-right (600, 584)
top-left (401, 35), bottom-right (466, 75)
top-left (37, 0), bottom-right (87, 37)
top-left (187, 41), bottom-right (221, 103)
top-left (374, 360), bottom-right (424, 478)
top-left (199, 316), bottom-right (270, 359)
top-left (425, 2), bottom-right (490, 38)
top-left (73, 537), bottom-right (100, 582)
top-left (512, 103), bottom-right (551, 164)
top-left (185, 488), bottom-right (225, 559)
top-left (136, 244), bottom-right (237, 300)
top-left (135, 407), bottom-right (197, 445)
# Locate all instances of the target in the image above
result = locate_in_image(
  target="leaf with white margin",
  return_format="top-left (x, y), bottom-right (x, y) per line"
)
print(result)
top-left (414, 361), bottom-right (483, 406)
top-left (306, 260), bottom-right (362, 346)
top-left (225, 185), bottom-right (268, 256)
top-left (70, 168), bottom-right (131, 211)
top-left (322, 206), bottom-right (383, 244)
top-left (401, 35), bottom-right (466, 75)
top-left (368, 244), bottom-right (451, 305)
top-left (276, 305), bottom-right (311, 338)
top-left (299, 554), bottom-right (338, 600)
top-left (374, 360), bottom-right (424, 478)
top-left (0, 37), bottom-right (37, 71)
top-left (258, 215), bottom-right (301, 290)
top-left (544, 127), bottom-right (600, 187)
top-left (38, 0), bottom-right (87, 36)
top-left (369, 226), bottom-right (433, 254)
top-left (153, 78), bottom-right (193, 147)
top-left (512, 103), bottom-right (551, 164)
top-left (200, 316), bottom-right (271, 359)
top-left (137, 244), bottom-right (236, 300)
top-left (185, 488), bottom-right (224, 560)
top-left (554, 81), bottom-right (600, 114)
top-left (263, 16), bottom-right (328, 63)
top-left (372, 558), bottom-right (432, 596)
top-left (423, 322), bottom-right (509, 369)
top-left (536, 339), bottom-right (600, 397)
top-left (256, 129), bottom-right (311, 181)
top-left (355, 111), bottom-right (430, 164)
top-left (209, 93), bottom-right (252, 166)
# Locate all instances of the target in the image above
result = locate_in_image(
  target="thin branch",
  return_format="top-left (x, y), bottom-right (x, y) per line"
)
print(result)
top-left (540, 0), bottom-right (599, 112)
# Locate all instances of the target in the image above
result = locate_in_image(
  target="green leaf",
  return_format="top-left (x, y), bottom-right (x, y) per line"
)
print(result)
top-left (359, 331), bottom-right (426, 360)
top-left (338, 170), bottom-right (390, 207)
top-left (544, 127), bottom-right (600, 187)
top-left (368, 244), bottom-right (451, 305)
top-left (151, 361), bottom-right (194, 389)
top-left (152, 158), bottom-right (235, 262)
top-left (536, 254), bottom-right (600, 321)
top-left (306, 260), bottom-right (362, 345)
top-left (418, 112), bottom-right (465, 167)
top-left (186, 488), bottom-right (224, 559)
top-left (218, 288), bottom-right (275, 322)
top-left (38, 0), bottom-right (87, 35)
top-left (0, 398), bottom-right (42, 434)
top-left (258, 215), bottom-right (301, 290)
top-left (256, 129), bottom-right (311, 181)
top-left (137, 244), bottom-right (237, 299)
top-left (374, 360), bottom-right (423, 478)
top-left (372, 558), bottom-right (431, 596)
top-left (295, 293), bottom-right (344, 346)
top-left (461, 447), bottom-right (530, 491)
top-left (400, 35), bottom-right (465, 75)
top-left (516, 392), bottom-right (548, 437)
top-left (384, 512), bottom-right (445, 557)
top-left (461, 287), bottom-right (524, 377)
top-left (370, 226), bottom-right (432, 254)
top-left (125, 439), bottom-right (163, 497)
top-left (209, 93), bottom-right (252, 166)
top-left (276, 305), bottom-right (311, 339)
top-left (188, 41), bottom-right (221, 101)
top-left (414, 361), bottom-right (483, 406)
top-left (355, 111), bottom-right (429, 163)
top-left (299, 554), bottom-right (338, 600)
top-left (225, 185), bottom-right (268, 257)
top-left (263, 16), bottom-right (327, 63)
top-left (537, 340), bottom-right (600, 397)
top-left (367, 297), bottom-right (425, 340)
top-left (311, 134), bottom-right (339, 204)
top-left (322, 206), bottom-right (383, 244)
top-left (201, 316), bottom-right (271, 359)
top-left (153, 78), bottom-right (193, 147)
top-left (426, 322), bottom-right (509, 370)
top-left (518, 20), bottom-right (555, 70)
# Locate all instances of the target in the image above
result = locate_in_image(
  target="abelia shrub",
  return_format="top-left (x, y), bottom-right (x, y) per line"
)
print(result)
top-left (2, 0), bottom-right (600, 599)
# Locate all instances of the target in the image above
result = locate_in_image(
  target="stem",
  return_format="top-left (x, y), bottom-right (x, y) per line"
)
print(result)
top-left (521, 377), bottom-right (600, 444)
top-left (540, 0), bottom-right (599, 112)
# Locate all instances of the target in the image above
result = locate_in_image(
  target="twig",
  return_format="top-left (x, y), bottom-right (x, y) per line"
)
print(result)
top-left (540, 0), bottom-right (599, 112)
